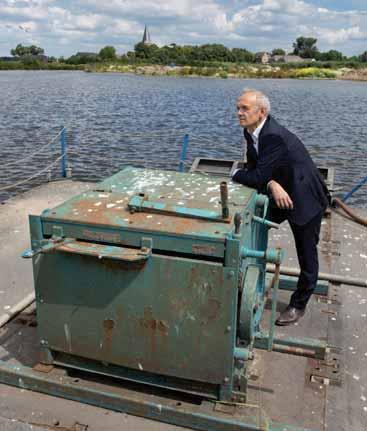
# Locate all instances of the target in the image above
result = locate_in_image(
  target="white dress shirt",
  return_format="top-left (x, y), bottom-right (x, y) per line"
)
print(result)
top-left (231, 116), bottom-right (268, 178)
top-left (248, 116), bottom-right (267, 154)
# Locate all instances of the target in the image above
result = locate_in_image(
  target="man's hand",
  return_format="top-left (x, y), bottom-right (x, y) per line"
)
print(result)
top-left (268, 180), bottom-right (294, 210)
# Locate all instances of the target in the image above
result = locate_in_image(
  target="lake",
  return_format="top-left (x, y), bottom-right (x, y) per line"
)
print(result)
top-left (0, 71), bottom-right (366, 207)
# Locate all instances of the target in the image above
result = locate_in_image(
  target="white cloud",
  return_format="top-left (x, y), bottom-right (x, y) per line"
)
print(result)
top-left (0, 0), bottom-right (367, 56)
top-left (319, 26), bottom-right (367, 44)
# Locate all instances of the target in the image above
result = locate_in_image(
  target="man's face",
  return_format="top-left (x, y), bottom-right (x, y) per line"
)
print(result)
top-left (237, 93), bottom-right (266, 129)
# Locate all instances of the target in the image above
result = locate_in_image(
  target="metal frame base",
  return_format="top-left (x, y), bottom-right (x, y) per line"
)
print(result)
top-left (254, 332), bottom-right (329, 360)
top-left (0, 359), bottom-right (316, 431)
top-left (268, 274), bottom-right (329, 296)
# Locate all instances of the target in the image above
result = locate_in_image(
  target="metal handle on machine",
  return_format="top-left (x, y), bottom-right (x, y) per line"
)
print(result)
top-left (55, 240), bottom-right (151, 263)
top-left (22, 237), bottom-right (73, 258)
top-left (253, 194), bottom-right (279, 229)
top-left (252, 215), bottom-right (280, 229)
top-left (23, 239), bottom-right (151, 264)
top-left (128, 194), bottom-right (231, 223)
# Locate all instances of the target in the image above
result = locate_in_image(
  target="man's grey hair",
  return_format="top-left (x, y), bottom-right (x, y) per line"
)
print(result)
top-left (240, 88), bottom-right (271, 113)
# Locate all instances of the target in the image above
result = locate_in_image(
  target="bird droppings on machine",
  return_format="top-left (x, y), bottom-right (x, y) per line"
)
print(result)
top-left (0, 165), bottom-right (366, 431)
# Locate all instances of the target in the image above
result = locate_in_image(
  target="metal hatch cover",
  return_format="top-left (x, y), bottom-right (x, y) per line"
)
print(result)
top-left (41, 167), bottom-right (255, 244)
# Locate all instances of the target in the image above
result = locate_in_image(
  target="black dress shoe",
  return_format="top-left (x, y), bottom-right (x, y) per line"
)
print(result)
top-left (275, 306), bottom-right (306, 326)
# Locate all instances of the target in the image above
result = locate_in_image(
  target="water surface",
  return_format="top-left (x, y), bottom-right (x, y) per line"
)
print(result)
top-left (0, 71), bottom-right (366, 207)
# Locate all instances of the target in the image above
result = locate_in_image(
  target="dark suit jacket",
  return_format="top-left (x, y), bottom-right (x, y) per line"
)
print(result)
top-left (232, 115), bottom-right (329, 226)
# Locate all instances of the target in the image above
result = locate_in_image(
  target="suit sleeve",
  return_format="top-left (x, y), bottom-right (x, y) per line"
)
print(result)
top-left (232, 135), bottom-right (287, 189)
top-left (246, 146), bottom-right (256, 170)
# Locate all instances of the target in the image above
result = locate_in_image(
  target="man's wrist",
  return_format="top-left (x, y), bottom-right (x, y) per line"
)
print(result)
top-left (267, 180), bottom-right (275, 191)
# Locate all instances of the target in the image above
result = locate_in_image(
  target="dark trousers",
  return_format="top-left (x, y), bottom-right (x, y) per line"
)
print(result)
top-left (270, 209), bottom-right (323, 310)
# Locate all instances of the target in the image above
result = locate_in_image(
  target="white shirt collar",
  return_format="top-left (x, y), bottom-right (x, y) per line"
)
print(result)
top-left (250, 116), bottom-right (267, 141)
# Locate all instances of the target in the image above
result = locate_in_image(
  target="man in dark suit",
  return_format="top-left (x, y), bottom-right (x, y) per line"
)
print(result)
top-left (232, 89), bottom-right (329, 325)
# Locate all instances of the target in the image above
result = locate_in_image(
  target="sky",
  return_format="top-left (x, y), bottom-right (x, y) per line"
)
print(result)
top-left (0, 0), bottom-right (367, 57)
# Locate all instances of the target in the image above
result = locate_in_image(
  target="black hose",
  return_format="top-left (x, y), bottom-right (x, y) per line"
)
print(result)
top-left (332, 197), bottom-right (367, 227)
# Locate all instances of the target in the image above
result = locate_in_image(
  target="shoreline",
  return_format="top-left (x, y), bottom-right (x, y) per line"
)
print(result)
top-left (1, 63), bottom-right (367, 81)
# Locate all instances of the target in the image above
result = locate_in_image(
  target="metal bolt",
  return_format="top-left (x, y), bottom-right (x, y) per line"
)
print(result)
top-left (40, 339), bottom-right (47, 345)
top-left (226, 326), bottom-right (232, 333)
top-left (224, 377), bottom-right (229, 383)
top-left (228, 270), bottom-right (234, 278)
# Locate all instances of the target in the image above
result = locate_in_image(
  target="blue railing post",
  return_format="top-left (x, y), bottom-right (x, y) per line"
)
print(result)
top-left (342, 175), bottom-right (367, 203)
top-left (179, 134), bottom-right (189, 172)
top-left (60, 126), bottom-right (67, 178)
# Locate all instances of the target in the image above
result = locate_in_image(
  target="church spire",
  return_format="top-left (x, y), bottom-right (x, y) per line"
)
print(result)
top-left (142, 25), bottom-right (152, 45)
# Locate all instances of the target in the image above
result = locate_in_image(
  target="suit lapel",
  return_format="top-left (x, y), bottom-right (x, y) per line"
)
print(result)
top-left (244, 129), bottom-right (258, 161)
top-left (257, 115), bottom-right (272, 156)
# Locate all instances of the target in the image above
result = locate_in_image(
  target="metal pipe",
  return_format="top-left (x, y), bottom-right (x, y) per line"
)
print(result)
top-left (268, 262), bottom-right (280, 351)
top-left (178, 134), bottom-right (189, 173)
top-left (0, 292), bottom-right (35, 328)
top-left (272, 344), bottom-right (316, 358)
top-left (60, 126), bottom-right (67, 178)
top-left (220, 181), bottom-right (229, 219)
top-left (242, 247), bottom-right (283, 265)
top-left (266, 264), bottom-right (367, 288)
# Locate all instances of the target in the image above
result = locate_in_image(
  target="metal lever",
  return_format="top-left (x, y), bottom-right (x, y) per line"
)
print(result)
top-left (128, 194), bottom-right (231, 223)
top-left (220, 181), bottom-right (229, 219)
top-left (22, 238), bottom-right (71, 258)
top-left (252, 215), bottom-right (280, 229)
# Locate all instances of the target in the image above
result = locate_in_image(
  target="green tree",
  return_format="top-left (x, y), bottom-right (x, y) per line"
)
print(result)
top-left (272, 48), bottom-right (286, 56)
top-left (99, 46), bottom-right (116, 61)
top-left (292, 37), bottom-right (318, 58)
top-left (318, 50), bottom-right (344, 61)
top-left (10, 43), bottom-right (44, 56)
top-left (134, 42), bottom-right (159, 60)
top-left (359, 51), bottom-right (367, 62)
top-left (231, 48), bottom-right (254, 63)
top-left (29, 45), bottom-right (44, 55)
top-left (65, 53), bottom-right (99, 65)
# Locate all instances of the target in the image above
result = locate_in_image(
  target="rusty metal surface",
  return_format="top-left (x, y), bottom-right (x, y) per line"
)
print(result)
top-left (56, 240), bottom-right (150, 262)
top-left (35, 252), bottom-right (236, 384)
top-left (41, 167), bottom-right (254, 242)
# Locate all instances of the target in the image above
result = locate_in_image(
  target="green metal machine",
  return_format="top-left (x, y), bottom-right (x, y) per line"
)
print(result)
top-left (24, 166), bottom-right (283, 406)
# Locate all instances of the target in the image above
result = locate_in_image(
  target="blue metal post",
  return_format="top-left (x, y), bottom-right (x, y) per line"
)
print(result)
top-left (179, 134), bottom-right (189, 173)
top-left (342, 175), bottom-right (367, 203)
top-left (60, 126), bottom-right (67, 178)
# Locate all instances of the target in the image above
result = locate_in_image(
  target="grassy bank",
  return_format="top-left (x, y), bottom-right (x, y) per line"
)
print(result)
top-left (1, 60), bottom-right (367, 80)
top-left (85, 62), bottom-right (367, 80)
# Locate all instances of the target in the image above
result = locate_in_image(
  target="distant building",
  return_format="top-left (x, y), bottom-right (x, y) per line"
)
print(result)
top-left (270, 54), bottom-right (305, 63)
top-left (255, 52), bottom-right (271, 64)
top-left (142, 25), bottom-right (152, 45)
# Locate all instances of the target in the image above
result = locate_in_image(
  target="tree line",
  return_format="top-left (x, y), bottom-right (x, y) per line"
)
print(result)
top-left (8, 38), bottom-right (367, 66)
